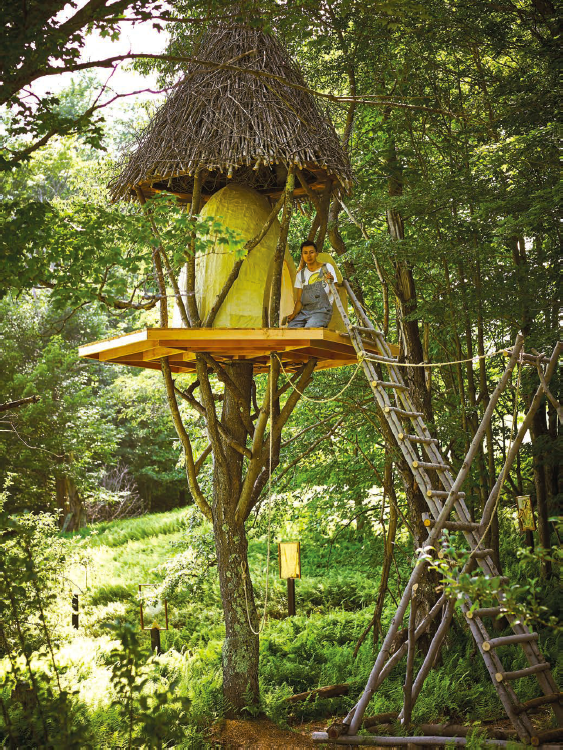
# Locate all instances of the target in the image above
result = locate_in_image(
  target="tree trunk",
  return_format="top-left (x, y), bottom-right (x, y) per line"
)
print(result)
top-left (530, 404), bottom-right (552, 579)
top-left (55, 468), bottom-right (86, 532)
top-left (211, 361), bottom-right (260, 713)
top-left (213, 508), bottom-right (259, 713)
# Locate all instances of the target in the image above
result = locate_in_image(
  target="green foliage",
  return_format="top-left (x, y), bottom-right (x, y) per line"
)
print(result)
top-left (79, 508), bottom-right (188, 547)
top-left (422, 525), bottom-right (563, 633)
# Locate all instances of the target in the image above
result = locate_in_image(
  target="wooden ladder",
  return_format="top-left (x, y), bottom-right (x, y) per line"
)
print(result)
top-left (321, 279), bottom-right (562, 745)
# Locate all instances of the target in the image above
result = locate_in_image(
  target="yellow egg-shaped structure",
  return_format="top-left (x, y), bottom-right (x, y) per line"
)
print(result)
top-left (174, 183), bottom-right (296, 328)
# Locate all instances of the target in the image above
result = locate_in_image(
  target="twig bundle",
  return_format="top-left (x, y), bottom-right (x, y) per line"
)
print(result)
top-left (110, 23), bottom-right (352, 201)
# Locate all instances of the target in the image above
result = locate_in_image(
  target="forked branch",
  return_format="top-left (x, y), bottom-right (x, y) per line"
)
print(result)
top-left (160, 358), bottom-right (211, 521)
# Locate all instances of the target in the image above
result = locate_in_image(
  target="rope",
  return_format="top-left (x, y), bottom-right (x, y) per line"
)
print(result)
top-left (363, 349), bottom-right (509, 369)
top-left (352, 293), bottom-right (508, 369)
top-left (274, 352), bottom-right (364, 402)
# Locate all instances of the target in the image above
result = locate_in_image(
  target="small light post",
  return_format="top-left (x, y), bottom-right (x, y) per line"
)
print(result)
top-left (138, 584), bottom-right (169, 656)
top-left (278, 542), bottom-right (301, 617)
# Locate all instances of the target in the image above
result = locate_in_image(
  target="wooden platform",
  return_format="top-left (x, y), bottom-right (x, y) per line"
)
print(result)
top-left (78, 327), bottom-right (397, 374)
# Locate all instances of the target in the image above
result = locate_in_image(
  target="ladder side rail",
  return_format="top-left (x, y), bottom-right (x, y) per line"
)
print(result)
top-left (461, 602), bottom-right (535, 741)
top-left (348, 336), bottom-right (524, 735)
top-left (480, 341), bottom-right (561, 532)
top-left (462, 589), bottom-right (561, 728)
top-left (361, 361), bottom-right (443, 518)
top-left (397, 597), bottom-right (457, 723)
top-left (501, 609), bottom-right (562, 716)
top-left (335, 281), bottom-right (482, 533)
top-left (330, 284), bottom-right (444, 518)
top-left (464, 601), bottom-right (536, 739)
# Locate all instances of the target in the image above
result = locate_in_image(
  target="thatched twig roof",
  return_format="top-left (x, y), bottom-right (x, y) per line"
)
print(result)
top-left (110, 24), bottom-right (352, 202)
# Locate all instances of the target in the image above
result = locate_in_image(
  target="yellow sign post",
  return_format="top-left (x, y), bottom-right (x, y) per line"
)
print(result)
top-left (516, 495), bottom-right (535, 532)
top-left (278, 542), bottom-right (301, 617)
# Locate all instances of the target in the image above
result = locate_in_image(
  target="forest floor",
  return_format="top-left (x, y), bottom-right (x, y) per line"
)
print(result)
top-left (55, 508), bottom-right (560, 747)
top-left (209, 717), bottom-right (316, 747)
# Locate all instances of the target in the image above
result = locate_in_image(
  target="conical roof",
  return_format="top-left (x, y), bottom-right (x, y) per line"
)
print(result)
top-left (110, 23), bottom-right (352, 202)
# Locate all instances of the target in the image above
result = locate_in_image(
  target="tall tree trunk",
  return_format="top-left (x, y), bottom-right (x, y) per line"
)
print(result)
top-left (211, 361), bottom-right (260, 712)
top-left (384, 138), bottom-right (438, 637)
top-left (530, 404), bottom-right (552, 579)
top-left (213, 510), bottom-right (259, 712)
top-left (386, 140), bottom-right (432, 421)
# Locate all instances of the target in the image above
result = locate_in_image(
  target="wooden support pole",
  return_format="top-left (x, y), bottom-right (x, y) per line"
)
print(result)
top-left (185, 168), bottom-right (204, 327)
top-left (71, 593), bottom-right (79, 629)
top-left (269, 167), bottom-right (295, 326)
top-left (287, 577), bottom-right (296, 617)
top-left (150, 626), bottom-right (162, 655)
top-left (480, 342), bottom-right (561, 532)
top-left (402, 590), bottom-right (417, 727)
top-left (399, 598), bottom-right (456, 722)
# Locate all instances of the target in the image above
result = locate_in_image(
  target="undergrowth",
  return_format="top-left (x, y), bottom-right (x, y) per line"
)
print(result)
top-left (2, 504), bottom-right (560, 748)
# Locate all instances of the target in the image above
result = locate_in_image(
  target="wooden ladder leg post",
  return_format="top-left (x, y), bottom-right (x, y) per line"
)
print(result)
top-left (399, 598), bottom-right (456, 722)
top-left (402, 589), bottom-right (418, 727)
top-left (346, 561), bottom-right (429, 735)
top-left (480, 341), bottom-right (562, 532)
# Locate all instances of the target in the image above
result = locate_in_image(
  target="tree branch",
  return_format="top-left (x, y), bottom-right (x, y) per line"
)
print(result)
top-left (195, 445), bottom-right (212, 475)
top-left (160, 358), bottom-right (211, 521)
top-left (0, 396), bottom-right (40, 413)
top-left (174, 384), bottom-right (252, 460)
top-left (8, 53), bottom-right (462, 120)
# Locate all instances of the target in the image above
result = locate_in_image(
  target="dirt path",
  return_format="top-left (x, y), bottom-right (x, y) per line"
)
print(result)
top-left (209, 718), bottom-right (316, 748)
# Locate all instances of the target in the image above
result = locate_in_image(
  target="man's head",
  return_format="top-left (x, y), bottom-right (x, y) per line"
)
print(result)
top-left (300, 240), bottom-right (318, 265)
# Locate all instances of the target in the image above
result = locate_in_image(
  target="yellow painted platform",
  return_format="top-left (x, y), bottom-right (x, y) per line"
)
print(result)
top-left (79, 327), bottom-right (397, 374)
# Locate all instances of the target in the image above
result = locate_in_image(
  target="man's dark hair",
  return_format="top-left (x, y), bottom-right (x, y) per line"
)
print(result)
top-left (300, 240), bottom-right (317, 252)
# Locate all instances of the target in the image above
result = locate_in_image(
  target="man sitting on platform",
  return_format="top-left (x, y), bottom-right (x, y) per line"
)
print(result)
top-left (285, 241), bottom-right (336, 328)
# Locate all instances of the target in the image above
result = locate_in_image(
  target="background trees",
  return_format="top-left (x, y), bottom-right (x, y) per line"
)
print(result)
top-left (0, 0), bottom-right (560, 729)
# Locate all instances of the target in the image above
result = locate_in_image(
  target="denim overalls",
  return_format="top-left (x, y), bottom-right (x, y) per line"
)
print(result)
top-left (288, 264), bottom-right (333, 328)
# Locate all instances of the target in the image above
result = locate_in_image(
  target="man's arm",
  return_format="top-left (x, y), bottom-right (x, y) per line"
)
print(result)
top-left (286, 288), bottom-right (303, 323)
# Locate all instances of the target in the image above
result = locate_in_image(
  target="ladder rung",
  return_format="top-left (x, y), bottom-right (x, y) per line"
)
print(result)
top-left (482, 633), bottom-right (539, 651)
top-left (353, 324), bottom-right (379, 335)
top-left (371, 380), bottom-right (407, 391)
top-left (424, 519), bottom-right (481, 532)
top-left (384, 406), bottom-right (423, 418)
top-left (496, 662), bottom-right (550, 682)
top-left (400, 433), bottom-right (439, 444)
top-left (466, 606), bottom-right (504, 619)
top-left (514, 692), bottom-right (563, 715)
top-left (412, 460), bottom-right (450, 471)
top-left (472, 548), bottom-right (494, 559)
top-left (427, 489), bottom-right (465, 498)
top-left (368, 354), bottom-right (399, 364)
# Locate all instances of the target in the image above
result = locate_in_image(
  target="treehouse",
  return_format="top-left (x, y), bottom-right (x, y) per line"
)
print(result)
top-left (80, 22), bottom-right (393, 372)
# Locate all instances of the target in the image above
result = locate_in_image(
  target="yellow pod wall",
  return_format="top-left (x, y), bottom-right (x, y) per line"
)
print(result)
top-left (173, 183), bottom-right (346, 330)
top-left (176, 183), bottom-right (294, 328)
